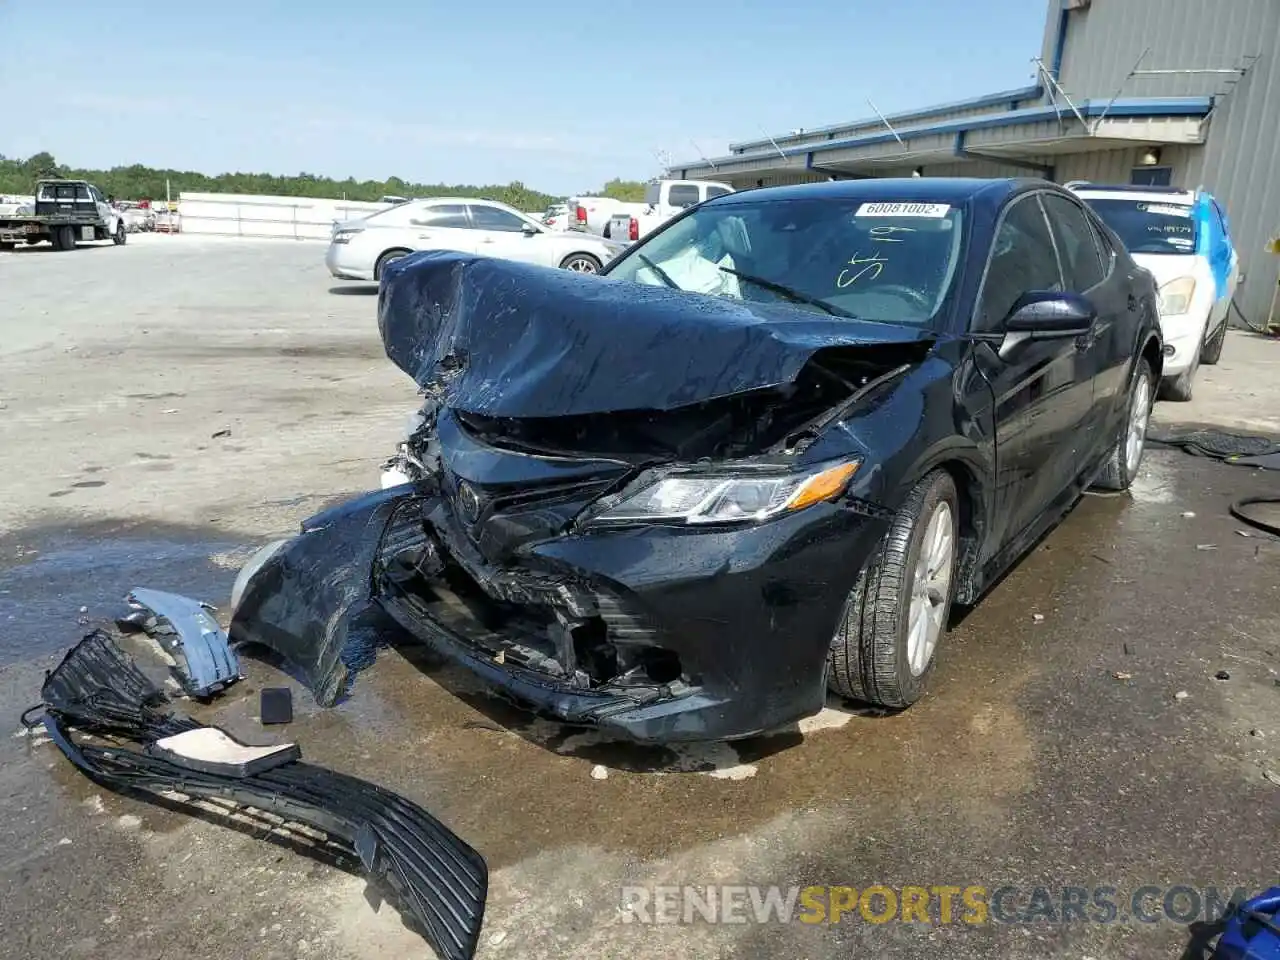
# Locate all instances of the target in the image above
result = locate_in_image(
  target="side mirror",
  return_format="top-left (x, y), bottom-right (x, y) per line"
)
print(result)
top-left (521, 222), bottom-right (539, 236)
top-left (1004, 291), bottom-right (1095, 335)
top-left (997, 291), bottom-right (1095, 359)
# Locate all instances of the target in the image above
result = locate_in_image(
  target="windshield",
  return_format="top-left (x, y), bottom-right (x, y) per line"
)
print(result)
top-left (606, 198), bottom-right (965, 326)
top-left (1083, 198), bottom-right (1198, 255)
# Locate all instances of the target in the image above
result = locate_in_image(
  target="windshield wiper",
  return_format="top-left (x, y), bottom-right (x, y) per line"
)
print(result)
top-left (635, 253), bottom-right (680, 290)
top-left (716, 266), bottom-right (855, 318)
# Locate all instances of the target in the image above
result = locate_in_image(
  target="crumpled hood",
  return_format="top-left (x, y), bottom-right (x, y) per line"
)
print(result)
top-left (377, 251), bottom-right (933, 418)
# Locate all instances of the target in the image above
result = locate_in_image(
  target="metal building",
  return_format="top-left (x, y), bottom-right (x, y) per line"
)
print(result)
top-left (667, 0), bottom-right (1280, 325)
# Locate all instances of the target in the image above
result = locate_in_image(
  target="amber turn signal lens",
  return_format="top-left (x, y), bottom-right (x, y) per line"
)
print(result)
top-left (787, 462), bottom-right (860, 511)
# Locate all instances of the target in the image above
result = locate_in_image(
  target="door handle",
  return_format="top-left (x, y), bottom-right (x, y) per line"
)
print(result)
top-left (480, 238), bottom-right (495, 244)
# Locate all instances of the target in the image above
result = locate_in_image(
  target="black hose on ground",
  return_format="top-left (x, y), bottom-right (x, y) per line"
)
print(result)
top-left (1229, 496), bottom-right (1280, 538)
top-left (1230, 295), bottom-right (1270, 334)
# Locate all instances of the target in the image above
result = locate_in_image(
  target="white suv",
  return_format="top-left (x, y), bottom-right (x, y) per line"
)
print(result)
top-left (1070, 183), bottom-right (1239, 401)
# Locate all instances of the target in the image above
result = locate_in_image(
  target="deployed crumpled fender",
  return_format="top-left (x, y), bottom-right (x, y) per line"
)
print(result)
top-left (377, 250), bottom-right (933, 417)
top-left (228, 486), bottom-right (413, 706)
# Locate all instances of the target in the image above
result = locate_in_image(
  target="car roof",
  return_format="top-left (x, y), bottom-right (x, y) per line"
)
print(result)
top-left (414, 196), bottom-right (523, 212)
top-left (708, 177), bottom-right (1045, 208)
top-left (1069, 183), bottom-right (1198, 205)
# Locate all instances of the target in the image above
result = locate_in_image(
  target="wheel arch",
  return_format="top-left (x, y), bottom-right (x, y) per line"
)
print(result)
top-left (886, 438), bottom-right (993, 607)
top-left (1141, 332), bottom-right (1163, 383)
top-left (374, 247), bottom-right (413, 280)
top-left (560, 250), bottom-right (603, 270)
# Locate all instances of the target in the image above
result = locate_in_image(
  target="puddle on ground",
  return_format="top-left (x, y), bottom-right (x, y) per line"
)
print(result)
top-left (0, 521), bottom-right (254, 666)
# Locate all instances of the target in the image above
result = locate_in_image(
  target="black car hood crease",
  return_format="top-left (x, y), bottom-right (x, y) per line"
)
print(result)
top-left (377, 251), bottom-right (935, 418)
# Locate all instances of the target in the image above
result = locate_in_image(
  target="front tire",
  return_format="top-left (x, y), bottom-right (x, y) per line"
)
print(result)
top-left (827, 469), bottom-right (959, 708)
top-left (1093, 357), bottom-right (1154, 491)
top-left (1200, 316), bottom-right (1227, 365)
top-left (113, 222), bottom-right (127, 245)
top-left (560, 253), bottom-right (602, 274)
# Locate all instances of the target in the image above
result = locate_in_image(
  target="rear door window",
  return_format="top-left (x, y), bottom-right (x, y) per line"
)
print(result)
top-left (412, 204), bottom-right (471, 229)
top-left (1041, 194), bottom-right (1106, 292)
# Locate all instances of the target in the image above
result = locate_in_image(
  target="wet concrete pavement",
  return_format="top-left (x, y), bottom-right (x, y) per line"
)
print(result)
top-left (3, 238), bottom-right (1280, 960)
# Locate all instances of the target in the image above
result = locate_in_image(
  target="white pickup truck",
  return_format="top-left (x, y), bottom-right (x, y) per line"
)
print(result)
top-left (563, 195), bottom-right (646, 237)
top-left (607, 179), bottom-right (735, 244)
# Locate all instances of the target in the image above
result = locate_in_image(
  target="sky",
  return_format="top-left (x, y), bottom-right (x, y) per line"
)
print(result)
top-left (0, 0), bottom-right (1049, 196)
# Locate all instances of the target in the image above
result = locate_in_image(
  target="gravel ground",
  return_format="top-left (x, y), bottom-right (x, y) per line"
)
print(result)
top-left (2, 235), bottom-right (1280, 960)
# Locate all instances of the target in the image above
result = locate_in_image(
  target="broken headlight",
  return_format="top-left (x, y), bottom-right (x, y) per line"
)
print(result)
top-left (591, 460), bottom-right (859, 526)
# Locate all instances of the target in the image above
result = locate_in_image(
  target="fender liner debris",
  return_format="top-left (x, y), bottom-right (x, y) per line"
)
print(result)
top-left (36, 630), bottom-right (488, 960)
top-left (120, 588), bottom-right (241, 698)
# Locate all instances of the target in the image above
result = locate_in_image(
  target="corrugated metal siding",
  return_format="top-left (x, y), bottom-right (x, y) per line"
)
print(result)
top-left (1052, 144), bottom-right (1198, 185)
top-left (723, 171), bottom-right (828, 190)
top-left (1058, 0), bottom-right (1267, 99)
top-left (1054, 0), bottom-right (1280, 322)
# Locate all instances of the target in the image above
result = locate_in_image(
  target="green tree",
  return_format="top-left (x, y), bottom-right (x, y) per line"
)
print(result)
top-left (599, 178), bottom-right (648, 202)
top-left (0, 151), bottom-right (575, 212)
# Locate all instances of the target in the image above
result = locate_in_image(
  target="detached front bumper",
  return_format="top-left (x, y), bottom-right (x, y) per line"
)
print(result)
top-left (232, 486), bottom-right (890, 743)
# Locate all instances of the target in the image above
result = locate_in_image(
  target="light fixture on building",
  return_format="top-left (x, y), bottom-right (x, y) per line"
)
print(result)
top-left (1138, 147), bottom-right (1162, 166)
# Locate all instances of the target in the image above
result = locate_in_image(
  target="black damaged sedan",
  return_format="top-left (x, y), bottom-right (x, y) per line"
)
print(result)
top-left (231, 177), bottom-right (1162, 742)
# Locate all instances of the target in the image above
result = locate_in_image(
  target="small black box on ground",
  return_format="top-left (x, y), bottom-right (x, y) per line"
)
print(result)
top-left (260, 687), bottom-right (293, 725)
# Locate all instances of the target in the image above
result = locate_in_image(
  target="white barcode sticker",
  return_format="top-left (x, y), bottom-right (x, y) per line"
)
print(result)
top-left (855, 202), bottom-right (950, 218)
top-left (1140, 203), bottom-right (1193, 218)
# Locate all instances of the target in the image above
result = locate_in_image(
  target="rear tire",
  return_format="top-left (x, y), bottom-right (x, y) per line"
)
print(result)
top-left (374, 248), bottom-right (410, 280)
top-left (1200, 316), bottom-right (1227, 365)
top-left (827, 469), bottom-right (959, 709)
top-left (560, 253), bottom-right (602, 273)
top-left (0, 241), bottom-right (14, 252)
top-left (53, 225), bottom-right (77, 251)
top-left (1093, 357), bottom-right (1154, 491)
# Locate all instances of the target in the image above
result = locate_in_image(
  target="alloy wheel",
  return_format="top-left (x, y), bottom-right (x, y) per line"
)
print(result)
top-left (906, 501), bottom-right (954, 676)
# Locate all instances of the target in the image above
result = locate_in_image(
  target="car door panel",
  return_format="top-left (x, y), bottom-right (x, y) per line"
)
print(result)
top-left (971, 192), bottom-right (1092, 555)
top-left (467, 205), bottom-right (550, 265)
top-left (407, 203), bottom-right (477, 254)
top-left (1040, 192), bottom-right (1131, 466)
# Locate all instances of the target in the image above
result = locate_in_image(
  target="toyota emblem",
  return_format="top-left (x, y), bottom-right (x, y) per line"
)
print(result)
top-left (456, 482), bottom-right (481, 523)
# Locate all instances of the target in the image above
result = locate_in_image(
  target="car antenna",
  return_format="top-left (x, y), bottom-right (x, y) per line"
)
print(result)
top-left (689, 140), bottom-right (719, 171)
top-left (867, 99), bottom-right (905, 147)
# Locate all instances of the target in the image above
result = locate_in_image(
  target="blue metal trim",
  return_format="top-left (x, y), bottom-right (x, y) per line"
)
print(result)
top-left (674, 97), bottom-right (1212, 172)
top-left (1051, 2), bottom-right (1071, 79)
top-left (726, 84), bottom-right (1044, 152)
top-left (783, 97), bottom-right (1212, 159)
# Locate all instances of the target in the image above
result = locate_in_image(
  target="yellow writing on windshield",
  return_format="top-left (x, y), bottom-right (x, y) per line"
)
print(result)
top-left (836, 252), bottom-right (888, 288)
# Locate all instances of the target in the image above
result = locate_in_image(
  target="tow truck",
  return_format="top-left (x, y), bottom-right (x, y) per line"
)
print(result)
top-left (0, 179), bottom-right (126, 251)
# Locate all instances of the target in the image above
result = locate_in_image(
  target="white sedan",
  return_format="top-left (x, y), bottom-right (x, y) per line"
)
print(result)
top-left (325, 197), bottom-right (621, 282)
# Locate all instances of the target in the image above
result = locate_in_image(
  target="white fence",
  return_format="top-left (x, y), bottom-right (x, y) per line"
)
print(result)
top-left (176, 192), bottom-right (394, 240)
